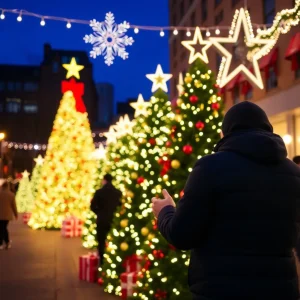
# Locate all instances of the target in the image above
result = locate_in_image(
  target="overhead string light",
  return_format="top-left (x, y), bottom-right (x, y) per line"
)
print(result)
top-left (160, 29), bottom-right (165, 37)
top-left (186, 29), bottom-right (191, 37)
top-left (134, 27), bottom-right (139, 34)
top-left (66, 21), bottom-right (71, 28)
top-left (40, 17), bottom-right (45, 26)
top-left (173, 29), bottom-right (178, 35)
top-left (0, 10), bottom-right (5, 20)
top-left (17, 12), bottom-right (22, 22)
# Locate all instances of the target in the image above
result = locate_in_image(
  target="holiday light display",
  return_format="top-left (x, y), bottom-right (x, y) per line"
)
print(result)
top-left (127, 58), bottom-right (224, 299)
top-left (208, 8), bottom-right (276, 90)
top-left (31, 155), bottom-right (44, 199)
top-left (102, 87), bottom-right (174, 297)
top-left (16, 171), bottom-right (34, 213)
top-left (29, 59), bottom-right (98, 230)
top-left (146, 64), bottom-right (172, 93)
top-left (181, 27), bottom-right (212, 64)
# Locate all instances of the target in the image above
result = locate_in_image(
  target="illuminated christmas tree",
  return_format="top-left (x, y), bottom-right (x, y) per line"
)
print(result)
top-left (16, 170), bottom-right (34, 213)
top-left (31, 155), bottom-right (44, 199)
top-left (29, 58), bottom-right (98, 229)
top-left (133, 59), bottom-right (224, 299)
top-left (103, 65), bottom-right (174, 297)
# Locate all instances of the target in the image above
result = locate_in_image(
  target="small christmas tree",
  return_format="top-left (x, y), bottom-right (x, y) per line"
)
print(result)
top-left (31, 155), bottom-right (44, 199)
top-left (134, 59), bottom-right (224, 299)
top-left (16, 170), bottom-right (34, 213)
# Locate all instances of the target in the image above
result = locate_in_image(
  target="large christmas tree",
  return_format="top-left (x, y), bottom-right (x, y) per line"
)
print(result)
top-left (16, 170), bottom-right (34, 213)
top-left (103, 65), bottom-right (174, 297)
top-left (29, 58), bottom-right (98, 229)
top-left (133, 59), bottom-right (224, 299)
top-left (31, 155), bottom-right (44, 199)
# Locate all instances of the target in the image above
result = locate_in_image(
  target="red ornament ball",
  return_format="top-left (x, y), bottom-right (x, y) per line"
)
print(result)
top-left (180, 190), bottom-right (185, 198)
top-left (183, 144), bottom-right (193, 155)
top-left (137, 177), bottom-right (145, 184)
top-left (98, 278), bottom-right (104, 285)
top-left (189, 95), bottom-right (199, 103)
top-left (195, 121), bottom-right (205, 130)
top-left (211, 102), bottom-right (220, 110)
top-left (149, 138), bottom-right (156, 146)
top-left (166, 141), bottom-right (172, 147)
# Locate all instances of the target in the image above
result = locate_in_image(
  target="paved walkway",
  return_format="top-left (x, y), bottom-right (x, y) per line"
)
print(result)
top-left (0, 217), bottom-right (119, 300)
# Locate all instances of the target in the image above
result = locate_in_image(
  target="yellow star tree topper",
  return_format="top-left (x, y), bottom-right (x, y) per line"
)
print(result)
top-left (146, 64), bottom-right (172, 93)
top-left (63, 57), bottom-right (84, 79)
top-left (181, 27), bottom-right (212, 64)
top-left (104, 126), bottom-right (118, 145)
top-left (210, 8), bottom-right (276, 90)
top-left (22, 170), bottom-right (30, 178)
top-left (34, 155), bottom-right (44, 166)
top-left (130, 94), bottom-right (151, 117)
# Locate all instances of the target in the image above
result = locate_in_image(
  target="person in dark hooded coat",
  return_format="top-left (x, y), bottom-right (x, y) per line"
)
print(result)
top-left (152, 101), bottom-right (300, 300)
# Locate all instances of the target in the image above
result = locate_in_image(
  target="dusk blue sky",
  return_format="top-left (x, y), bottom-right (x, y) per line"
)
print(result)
top-left (0, 0), bottom-right (170, 103)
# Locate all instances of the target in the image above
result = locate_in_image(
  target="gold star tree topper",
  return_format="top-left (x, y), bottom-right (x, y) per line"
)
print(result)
top-left (34, 155), bottom-right (44, 166)
top-left (22, 170), bottom-right (30, 178)
top-left (130, 94), bottom-right (151, 117)
top-left (146, 64), bottom-right (172, 93)
top-left (93, 144), bottom-right (106, 160)
top-left (104, 127), bottom-right (117, 145)
top-left (63, 57), bottom-right (84, 79)
top-left (181, 27), bottom-right (212, 64)
top-left (210, 8), bottom-right (276, 89)
top-left (114, 115), bottom-right (135, 137)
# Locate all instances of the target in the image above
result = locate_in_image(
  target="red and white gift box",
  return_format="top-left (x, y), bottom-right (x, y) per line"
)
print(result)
top-left (61, 216), bottom-right (83, 238)
top-left (124, 254), bottom-right (143, 272)
top-left (120, 272), bottom-right (140, 299)
top-left (79, 252), bottom-right (99, 283)
top-left (22, 212), bottom-right (32, 224)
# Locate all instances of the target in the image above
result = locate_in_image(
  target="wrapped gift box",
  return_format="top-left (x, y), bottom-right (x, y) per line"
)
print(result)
top-left (61, 216), bottom-right (83, 238)
top-left (124, 254), bottom-right (143, 272)
top-left (79, 252), bottom-right (99, 283)
top-left (120, 271), bottom-right (140, 299)
top-left (22, 212), bottom-right (32, 224)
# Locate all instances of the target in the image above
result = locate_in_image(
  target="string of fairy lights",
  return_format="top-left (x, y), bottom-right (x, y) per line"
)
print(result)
top-left (0, 7), bottom-right (277, 38)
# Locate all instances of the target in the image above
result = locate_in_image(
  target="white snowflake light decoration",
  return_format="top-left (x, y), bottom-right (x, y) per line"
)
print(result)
top-left (84, 12), bottom-right (134, 66)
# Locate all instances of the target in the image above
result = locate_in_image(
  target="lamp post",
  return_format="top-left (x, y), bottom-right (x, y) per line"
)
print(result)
top-left (0, 132), bottom-right (6, 178)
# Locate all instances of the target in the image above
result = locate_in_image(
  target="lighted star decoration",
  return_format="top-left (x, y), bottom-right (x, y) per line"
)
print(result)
top-left (114, 114), bottom-right (134, 137)
top-left (209, 8), bottom-right (276, 90)
top-left (22, 170), bottom-right (30, 178)
top-left (181, 27), bottom-right (212, 64)
top-left (104, 127), bottom-right (117, 144)
top-left (177, 73), bottom-right (184, 95)
top-left (93, 144), bottom-right (106, 160)
top-left (146, 64), bottom-right (172, 93)
top-left (63, 57), bottom-right (84, 79)
top-left (34, 155), bottom-right (44, 166)
top-left (130, 94), bottom-right (151, 117)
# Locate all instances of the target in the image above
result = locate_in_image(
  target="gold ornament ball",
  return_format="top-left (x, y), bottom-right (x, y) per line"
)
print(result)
top-left (171, 160), bottom-right (181, 169)
top-left (175, 114), bottom-right (182, 122)
top-left (120, 242), bottom-right (129, 251)
top-left (120, 219), bottom-right (129, 228)
top-left (199, 103), bottom-right (204, 111)
top-left (131, 172), bottom-right (138, 179)
top-left (148, 233), bottom-right (155, 241)
top-left (126, 190), bottom-right (134, 198)
top-left (176, 99), bottom-right (183, 106)
top-left (141, 227), bottom-right (149, 236)
top-left (163, 174), bottom-right (169, 182)
top-left (185, 76), bottom-right (192, 84)
top-left (107, 246), bottom-right (113, 253)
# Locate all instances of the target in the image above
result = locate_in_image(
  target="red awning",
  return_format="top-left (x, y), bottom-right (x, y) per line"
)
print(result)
top-left (259, 48), bottom-right (278, 70)
top-left (225, 74), bottom-right (241, 91)
top-left (285, 32), bottom-right (300, 59)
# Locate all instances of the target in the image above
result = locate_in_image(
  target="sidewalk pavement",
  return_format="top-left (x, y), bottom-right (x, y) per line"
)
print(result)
top-left (0, 218), bottom-right (119, 300)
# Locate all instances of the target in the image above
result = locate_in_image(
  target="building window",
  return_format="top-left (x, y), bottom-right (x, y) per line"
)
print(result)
top-left (7, 82), bottom-right (15, 91)
top-left (6, 98), bottom-right (21, 113)
top-left (191, 11), bottom-right (196, 27)
top-left (24, 103), bottom-right (38, 113)
top-left (215, 0), bottom-right (222, 7)
top-left (232, 0), bottom-right (241, 7)
top-left (0, 82), bottom-right (4, 91)
top-left (215, 10), bottom-right (224, 25)
top-left (233, 86), bottom-right (240, 104)
top-left (52, 62), bottom-right (59, 73)
top-left (263, 0), bottom-right (275, 24)
top-left (180, 1), bottom-right (185, 19)
top-left (15, 82), bottom-right (22, 91)
top-left (296, 54), bottom-right (300, 79)
top-left (24, 82), bottom-right (39, 92)
top-left (201, 0), bottom-right (208, 22)
top-left (266, 66), bottom-right (278, 91)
